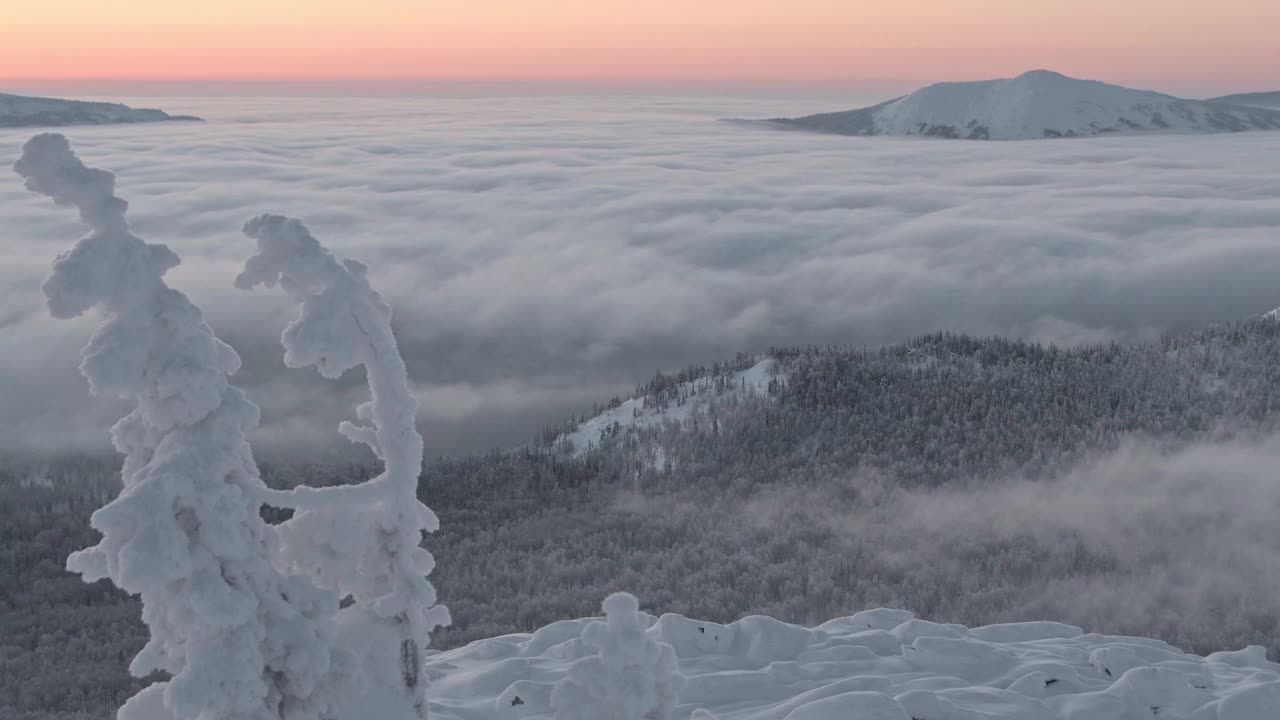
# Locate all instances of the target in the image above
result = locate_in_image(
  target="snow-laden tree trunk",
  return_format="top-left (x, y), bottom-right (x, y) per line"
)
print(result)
top-left (13, 134), bottom-right (342, 720)
top-left (236, 214), bottom-right (450, 719)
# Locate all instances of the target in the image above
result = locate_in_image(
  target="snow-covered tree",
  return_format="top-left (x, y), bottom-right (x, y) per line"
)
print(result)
top-left (553, 592), bottom-right (684, 720)
top-left (236, 214), bottom-right (450, 719)
top-left (13, 134), bottom-right (341, 720)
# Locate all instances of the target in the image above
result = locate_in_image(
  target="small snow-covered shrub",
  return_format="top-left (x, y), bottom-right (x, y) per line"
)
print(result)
top-left (553, 592), bottom-right (684, 720)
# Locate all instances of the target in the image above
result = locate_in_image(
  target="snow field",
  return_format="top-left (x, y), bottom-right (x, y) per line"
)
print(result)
top-left (424, 607), bottom-right (1280, 720)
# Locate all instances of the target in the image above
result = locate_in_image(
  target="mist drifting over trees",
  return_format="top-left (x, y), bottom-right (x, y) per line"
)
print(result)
top-left (7, 313), bottom-right (1280, 717)
top-left (3, 131), bottom-right (1280, 720)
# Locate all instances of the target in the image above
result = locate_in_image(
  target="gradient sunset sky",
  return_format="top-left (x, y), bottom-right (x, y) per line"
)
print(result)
top-left (3, 0), bottom-right (1278, 94)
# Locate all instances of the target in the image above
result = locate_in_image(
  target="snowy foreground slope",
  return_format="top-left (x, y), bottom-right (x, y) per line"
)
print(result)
top-left (758, 70), bottom-right (1280, 140)
top-left (0, 93), bottom-right (199, 128)
top-left (426, 608), bottom-right (1280, 720)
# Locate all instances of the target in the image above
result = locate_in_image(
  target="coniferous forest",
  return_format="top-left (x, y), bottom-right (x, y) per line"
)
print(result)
top-left (6, 317), bottom-right (1280, 719)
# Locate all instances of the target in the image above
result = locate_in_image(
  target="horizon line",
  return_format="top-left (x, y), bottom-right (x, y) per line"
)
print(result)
top-left (2, 74), bottom-right (1272, 100)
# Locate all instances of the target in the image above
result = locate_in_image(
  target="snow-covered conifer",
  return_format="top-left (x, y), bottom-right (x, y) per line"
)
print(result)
top-left (552, 592), bottom-right (684, 720)
top-left (236, 214), bottom-right (450, 719)
top-left (13, 134), bottom-right (340, 720)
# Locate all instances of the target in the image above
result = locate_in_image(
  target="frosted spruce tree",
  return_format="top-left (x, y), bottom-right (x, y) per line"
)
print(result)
top-left (13, 134), bottom-right (341, 720)
top-left (236, 214), bottom-right (450, 720)
top-left (553, 593), bottom-right (684, 720)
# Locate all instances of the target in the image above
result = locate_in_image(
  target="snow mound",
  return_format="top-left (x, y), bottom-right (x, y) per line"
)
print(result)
top-left (762, 70), bottom-right (1280, 140)
top-left (423, 607), bottom-right (1280, 720)
top-left (555, 358), bottom-right (779, 457)
top-left (0, 93), bottom-right (199, 128)
top-left (553, 592), bottom-right (683, 720)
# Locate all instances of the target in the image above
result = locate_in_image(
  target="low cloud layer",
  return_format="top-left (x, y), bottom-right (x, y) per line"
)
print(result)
top-left (4, 94), bottom-right (1280, 456)
top-left (738, 434), bottom-right (1280, 653)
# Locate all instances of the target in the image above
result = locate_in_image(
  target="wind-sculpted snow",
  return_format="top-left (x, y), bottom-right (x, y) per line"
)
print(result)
top-left (426, 608), bottom-right (1280, 720)
top-left (12, 134), bottom-right (341, 719)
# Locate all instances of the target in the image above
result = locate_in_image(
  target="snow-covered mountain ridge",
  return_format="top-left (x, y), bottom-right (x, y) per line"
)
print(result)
top-left (553, 358), bottom-right (780, 458)
top-left (1208, 91), bottom-right (1280, 109)
top-left (757, 70), bottom-right (1280, 140)
top-left (0, 93), bottom-right (200, 128)
top-left (426, 605), bottom-right (1280, 720)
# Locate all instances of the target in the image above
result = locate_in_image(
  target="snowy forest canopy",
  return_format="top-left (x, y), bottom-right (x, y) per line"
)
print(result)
top-left (6, 316), bottom-right (1280, 719)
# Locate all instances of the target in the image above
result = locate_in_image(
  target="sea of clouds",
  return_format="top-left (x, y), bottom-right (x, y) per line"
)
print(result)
top-left (4, 93), bottom-right (1280, 457)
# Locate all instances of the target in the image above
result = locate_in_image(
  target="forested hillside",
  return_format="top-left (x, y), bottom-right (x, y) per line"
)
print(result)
top-left (6, 317), bottom-right (1280, 719)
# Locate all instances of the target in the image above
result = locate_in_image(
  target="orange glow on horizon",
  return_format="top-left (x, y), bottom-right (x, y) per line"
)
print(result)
top-left (2, 1), bottom-right (1278, 91)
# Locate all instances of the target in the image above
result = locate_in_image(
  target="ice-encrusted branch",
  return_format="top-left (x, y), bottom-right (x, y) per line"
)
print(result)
top-left (13, 134), bottom-right (340, 720)
top-left (237, 213), bottom-right (449, 719)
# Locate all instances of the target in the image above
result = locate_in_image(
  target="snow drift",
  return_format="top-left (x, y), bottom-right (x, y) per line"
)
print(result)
top-left (428, 607), bottom-right (1280, 720)
top-left (760, 70), bottom-right (1280, 140)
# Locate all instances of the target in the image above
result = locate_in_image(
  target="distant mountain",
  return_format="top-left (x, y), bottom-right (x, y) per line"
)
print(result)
top-left (1208, 90), bottom-right (1280, 109)
top-left (0, 92), bottom-right (200, 128)
top-left (755, 70), bottom-right (1280, 140)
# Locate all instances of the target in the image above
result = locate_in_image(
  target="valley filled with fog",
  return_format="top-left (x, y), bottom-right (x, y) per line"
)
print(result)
top-left (4, 93), bottom-right (1280, 459)
top-left (4, 92), bottom-right (1280, 720)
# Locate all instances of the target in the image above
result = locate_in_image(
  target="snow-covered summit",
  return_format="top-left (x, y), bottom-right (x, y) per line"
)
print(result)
top-left (762, 70), bottom-right (1280, 140)
top-left (0, 92), bottom-right (200, 128)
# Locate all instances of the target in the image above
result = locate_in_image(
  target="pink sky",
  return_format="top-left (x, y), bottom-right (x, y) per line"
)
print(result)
top-left (3, 1), bottom-right (1278, 95)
